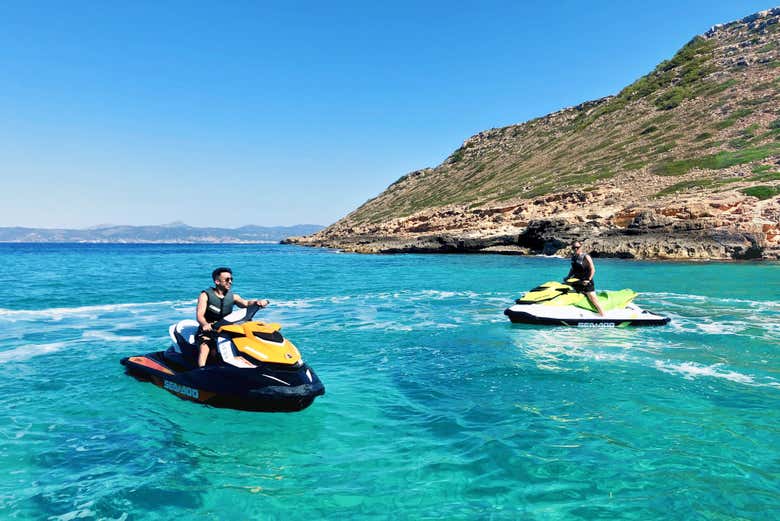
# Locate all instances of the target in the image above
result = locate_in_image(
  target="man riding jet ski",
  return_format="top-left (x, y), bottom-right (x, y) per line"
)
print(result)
top-left (120, 304), bottom-right (325, 412)
top-left (504, 280), bottom-right (670, 327)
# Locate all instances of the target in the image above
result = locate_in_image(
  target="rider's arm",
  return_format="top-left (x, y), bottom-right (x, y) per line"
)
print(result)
top-left (196, 292), bottom-right (211, 330)
top-left (234, 294), bottom-right (269, 308)
top-left (584, 255), bottom-right (596, 281)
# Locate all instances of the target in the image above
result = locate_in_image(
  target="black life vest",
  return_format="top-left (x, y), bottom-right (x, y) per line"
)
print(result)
top-left (570, 253), bottom-right (589, 279)
top-left (202, 288), bottom-right (235, 323)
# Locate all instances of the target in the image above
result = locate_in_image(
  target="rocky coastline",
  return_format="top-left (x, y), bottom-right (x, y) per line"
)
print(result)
top-left (285, 180), bottom-right (779, 260)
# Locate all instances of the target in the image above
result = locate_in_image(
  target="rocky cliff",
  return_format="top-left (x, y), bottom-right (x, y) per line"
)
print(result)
top-left (288, 9), bottom-right (780, 260)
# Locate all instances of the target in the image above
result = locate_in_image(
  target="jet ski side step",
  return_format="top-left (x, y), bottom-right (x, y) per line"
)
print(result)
top-left (120, 353), bottom-right (324, 412)
top-left (121, 354), bottom-right (175, 375)
top-left (503, 308), bottom-right (671, 327)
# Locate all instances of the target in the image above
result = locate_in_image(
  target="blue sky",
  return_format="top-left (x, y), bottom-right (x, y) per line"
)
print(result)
top-left (0, 1), bottom-right (774, 228)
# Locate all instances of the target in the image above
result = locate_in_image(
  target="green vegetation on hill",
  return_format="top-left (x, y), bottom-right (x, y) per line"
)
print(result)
top-left (741, 185), bottom-right (780, 199)
top-left (653, 143), bottom-right (780, 176)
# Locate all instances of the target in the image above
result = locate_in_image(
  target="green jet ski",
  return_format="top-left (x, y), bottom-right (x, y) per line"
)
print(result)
top-left (504, 280), bottom-right (670, 327)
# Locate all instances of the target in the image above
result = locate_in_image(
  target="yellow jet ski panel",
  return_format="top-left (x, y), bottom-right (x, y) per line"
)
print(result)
top-left (218, 321), bottom-right (301, 365)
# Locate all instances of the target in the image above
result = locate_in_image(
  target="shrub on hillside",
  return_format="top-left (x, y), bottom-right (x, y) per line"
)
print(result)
top-left (741, 185), bottom-right (780, 200)
top-left (655, 87), bottom-right (690, 110)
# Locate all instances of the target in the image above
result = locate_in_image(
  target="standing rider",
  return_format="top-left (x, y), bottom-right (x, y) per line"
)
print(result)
top-left (564, 241), bottom-right (606, 317)
top-left (196, 267), bottom-right (268, 367)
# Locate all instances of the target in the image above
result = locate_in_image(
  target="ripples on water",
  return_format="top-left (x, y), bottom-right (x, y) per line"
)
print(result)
top-left (0, 244), bottom-right (778, 520)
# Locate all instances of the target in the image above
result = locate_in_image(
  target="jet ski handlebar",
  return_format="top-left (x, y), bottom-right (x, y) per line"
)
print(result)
top-left (212, 303), bottom-right (261, 330)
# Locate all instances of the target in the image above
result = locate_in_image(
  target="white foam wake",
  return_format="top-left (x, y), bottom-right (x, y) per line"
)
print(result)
top-left (513, 329), bottom-right (780, 391)
top-left (0, 342), bottom-right (70, 363)
top-left (654, 360), bottom-right (780, 389)
top-left (81, 331), bottom-right (148, 343)
top-left (645, 291), bottom-right (780, 310)
top-left (0, 300), bottom-right (195, 322)
top-left (0, 329), bottom-right (151, 364)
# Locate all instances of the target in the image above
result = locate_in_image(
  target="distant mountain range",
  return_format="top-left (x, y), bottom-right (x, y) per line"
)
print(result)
top-left (0, 223), bottom-right (324, 243)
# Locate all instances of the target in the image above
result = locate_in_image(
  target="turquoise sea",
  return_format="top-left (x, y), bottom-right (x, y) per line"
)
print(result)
top-left (0, 243), bottom-right (778, 520)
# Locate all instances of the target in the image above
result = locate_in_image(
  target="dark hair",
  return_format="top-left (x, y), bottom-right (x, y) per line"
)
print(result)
top-left (212, 267), bottom-right (232, 281)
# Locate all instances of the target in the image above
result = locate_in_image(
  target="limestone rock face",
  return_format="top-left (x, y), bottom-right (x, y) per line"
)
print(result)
top-left (288, 8), bottom-right (780, 260)
top-left (286, 187), bottom-right (779, 259)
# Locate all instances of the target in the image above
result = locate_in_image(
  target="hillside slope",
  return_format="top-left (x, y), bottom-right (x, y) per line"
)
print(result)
top-left (291, 8), bottom-right (780, 260)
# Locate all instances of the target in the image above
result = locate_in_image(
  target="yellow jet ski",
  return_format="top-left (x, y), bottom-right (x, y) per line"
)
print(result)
top-left (121, 304), bottom-right (325, 412)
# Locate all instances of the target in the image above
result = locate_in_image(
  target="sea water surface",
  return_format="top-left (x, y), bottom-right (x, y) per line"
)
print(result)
top-left (0, 244), bottom-right (778, 520)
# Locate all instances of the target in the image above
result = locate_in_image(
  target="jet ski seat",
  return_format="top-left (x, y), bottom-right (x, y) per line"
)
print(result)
top-left (168, 319), bottom-right (200, 363)
top-left (167, 319), bottom-right (256, 368)
top-left (173, 319), bottom-right (200, 346)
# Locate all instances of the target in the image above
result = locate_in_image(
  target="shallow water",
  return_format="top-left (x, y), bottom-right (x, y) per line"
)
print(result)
top-left (1, 244), bottom-right (778, 520)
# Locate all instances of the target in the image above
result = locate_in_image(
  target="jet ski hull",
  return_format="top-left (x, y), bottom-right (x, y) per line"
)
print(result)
top-left (504, 303), bottom-right (670, 327)
top-left (121, 351), bottom-right (325, 412)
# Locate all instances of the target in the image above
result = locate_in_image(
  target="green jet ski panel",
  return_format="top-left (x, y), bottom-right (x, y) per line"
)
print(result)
top-left (517, 281), bottom-right (637, 312)
top-left (516, 281), bottom-right (574, 304)
top-left (567, 288), bottom-right (637, 312)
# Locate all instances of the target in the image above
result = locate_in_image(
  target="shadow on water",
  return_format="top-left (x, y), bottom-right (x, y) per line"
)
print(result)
top-left (20, 413), bottom-right (205, 520)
